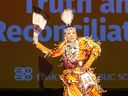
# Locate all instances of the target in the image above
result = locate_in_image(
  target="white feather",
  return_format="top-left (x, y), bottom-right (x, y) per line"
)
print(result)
top-left (32, 12), bottom-right (40, 25)
top-left (32, 12), bottom-right (47, 30)
top-left (38, 14), bottom-right (47, 30)
top-left (61, 9), bottom-right (74, 26)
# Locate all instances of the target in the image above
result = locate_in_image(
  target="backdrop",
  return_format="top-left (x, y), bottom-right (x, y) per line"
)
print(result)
top-left (0, 0), bottom-right (128, 89)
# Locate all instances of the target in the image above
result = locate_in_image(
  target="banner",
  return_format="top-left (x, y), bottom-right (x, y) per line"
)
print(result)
top-left (0, 0), bottom-right (128, 88)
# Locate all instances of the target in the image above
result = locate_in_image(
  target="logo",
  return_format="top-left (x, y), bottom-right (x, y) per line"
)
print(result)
top-left (14, 67), bottom-right (33, 81)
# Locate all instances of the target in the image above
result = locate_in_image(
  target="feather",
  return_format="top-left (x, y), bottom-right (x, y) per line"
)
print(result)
top-left (32, 12), bottom-right (47, 30)
top-left (61, 9), bottom-right (74, 26)
top-left (38, 14), bottom-right (47, 30)
top-left (32, 12), bottom-right (40, 25)
top-left (32, 6), bottom-right (48, 30)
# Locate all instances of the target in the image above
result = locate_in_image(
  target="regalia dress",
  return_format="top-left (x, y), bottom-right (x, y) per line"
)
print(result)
top-left (35, 37), bottom-right (105, 96)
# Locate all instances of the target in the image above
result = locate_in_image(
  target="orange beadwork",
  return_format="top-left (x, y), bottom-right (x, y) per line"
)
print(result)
top-left (33, 7), bottom-right (104, 96)
top-left (35, 37), bottom-right (103, 96)
top-left (60, 67), bottom-right (104, 96)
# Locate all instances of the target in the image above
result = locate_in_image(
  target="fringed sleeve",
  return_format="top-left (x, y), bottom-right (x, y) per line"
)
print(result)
top-left (83, 38), bottom-right (101, 68)
top-left (35, 41), bottom-right (65, 58)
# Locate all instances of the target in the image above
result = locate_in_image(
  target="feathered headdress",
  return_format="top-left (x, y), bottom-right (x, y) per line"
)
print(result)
top-left (61, 9), bottom-right (76, 32)
top-left (61, 9), bottom-right (74, 26)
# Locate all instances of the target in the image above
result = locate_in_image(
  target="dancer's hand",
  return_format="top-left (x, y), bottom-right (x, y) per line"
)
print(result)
top-left (33, 35), bottom-right (39, 44)
top-left (33, 26), bottom-right (40, 44)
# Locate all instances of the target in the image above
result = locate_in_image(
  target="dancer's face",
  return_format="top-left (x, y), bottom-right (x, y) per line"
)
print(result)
top-left (65, 29), bottom-right (77, 43)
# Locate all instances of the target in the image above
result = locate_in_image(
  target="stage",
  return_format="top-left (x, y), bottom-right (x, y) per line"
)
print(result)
top-left (0, 88), bottom-right (128, 96)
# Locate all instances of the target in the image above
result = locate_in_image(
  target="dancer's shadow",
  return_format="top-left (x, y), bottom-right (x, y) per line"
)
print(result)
top-left (38, 55), bottom-right (53, 89)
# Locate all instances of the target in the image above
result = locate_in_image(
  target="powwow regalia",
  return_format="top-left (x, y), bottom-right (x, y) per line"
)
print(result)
top-left (32, 7), bottom-right (106, 96)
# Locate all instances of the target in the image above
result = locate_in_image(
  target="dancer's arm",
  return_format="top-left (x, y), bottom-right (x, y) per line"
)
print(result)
top-left (83, 38), bottom-right (101, 68)
top-left (33, 35), bottom-right (64, 58)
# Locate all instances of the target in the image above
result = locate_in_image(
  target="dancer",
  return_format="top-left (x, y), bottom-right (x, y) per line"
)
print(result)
top-left (32, 7), bottom-right (105, 96)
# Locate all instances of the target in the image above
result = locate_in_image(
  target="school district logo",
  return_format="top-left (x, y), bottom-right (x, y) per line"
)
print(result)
top-left (14, 67), bottom-right (33, 81)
